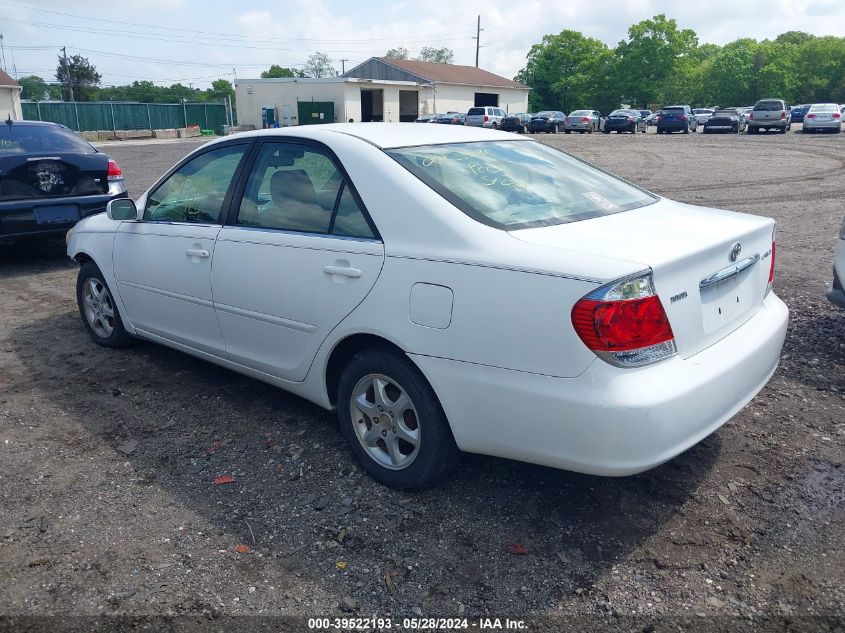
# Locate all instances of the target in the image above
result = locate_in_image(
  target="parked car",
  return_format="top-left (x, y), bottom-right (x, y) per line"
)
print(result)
top-left (0, 120), bottom-right (126, 243)
top-left (828, 216), bottom-right (845, 308)
top-left (702, 108), bottom-right (747, 134)
top-left (603, 109), bottom-right (647, 134)
top-left (528, 111), bottom-right (565, 134)
top-left (646, 112), bottom-right (661, 126)
top-left (564, 110), bottom-right (602, 133)
top-left (501, 113), bottom-right (530, 134)
top-left (693, 108), bottom-right (715, 125)
top-left (802, 103), bottom-right (842, 133)
top-left (465, 106), bottom-right (507, 129)
top-left (434, 113), bottom-right (465, 125)
top-left (67, 123), bottom-right (788, 489)
top-left (747, 99), bottom-right (791, 134)
top-left (414, 113), bottom-right (438, 123)
top-left (656, 106), bottom-right (698, 134)
top-left (638, 109), bottom-right (652, 122)
top-left (789, 104), bottom-right (810, 124)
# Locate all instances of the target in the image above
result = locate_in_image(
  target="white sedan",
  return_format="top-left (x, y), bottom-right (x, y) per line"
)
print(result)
top-left (68, 124), bottom-right (788, 489)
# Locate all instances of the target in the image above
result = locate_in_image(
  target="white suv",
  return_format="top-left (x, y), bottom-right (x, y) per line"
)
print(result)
top-left (465, 106), bottom-right (507, 128)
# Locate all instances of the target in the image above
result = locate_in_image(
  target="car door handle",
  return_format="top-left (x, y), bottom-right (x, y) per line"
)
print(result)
top-left (323, 265), bottom-right (362, 278)
top-left (185, 248), bottom-right (210, 258)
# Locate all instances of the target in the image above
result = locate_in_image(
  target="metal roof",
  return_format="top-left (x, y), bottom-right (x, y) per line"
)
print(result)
top-left (343, 57), bottom-right (529, 90)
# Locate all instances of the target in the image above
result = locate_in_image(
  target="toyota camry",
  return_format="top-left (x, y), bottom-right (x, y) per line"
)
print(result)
top-left (67, 124), bottom-right (788, 489)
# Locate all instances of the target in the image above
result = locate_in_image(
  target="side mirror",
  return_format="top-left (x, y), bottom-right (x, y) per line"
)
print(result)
top-left (107, 198), bottom-right (139, 221)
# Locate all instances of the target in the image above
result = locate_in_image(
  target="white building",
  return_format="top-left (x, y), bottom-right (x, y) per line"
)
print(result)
top-left (0, 70), bottom-right (22, 121)
top-left (235, 57), bottom-right (529, 129)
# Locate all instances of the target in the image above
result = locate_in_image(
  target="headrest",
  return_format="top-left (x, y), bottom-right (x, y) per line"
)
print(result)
top-left (270, 169), bottom-right (317, 206)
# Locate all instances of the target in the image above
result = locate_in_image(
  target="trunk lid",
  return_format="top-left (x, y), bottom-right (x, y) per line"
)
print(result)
top-left (510, 199), bottom-right (775, 359)
top-left (0, 152), bottom-right (109, 201)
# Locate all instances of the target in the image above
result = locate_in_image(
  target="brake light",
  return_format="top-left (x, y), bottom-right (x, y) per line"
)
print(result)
top-left (766, 226), bottom-right (776, 296)
top-left (571, 273), bottom-right (676, 367)
top-left (679, 115), bottom-right (687, 121)
top-left (781, 111), bottom-right (786, 119)
top-left (806, 113), bottom-right (816, 119)
top-left (581, 117), bottom-right (590, 123)
top-left (833, 113), bottom-right (841, 118)
top-left (483, 115), bottom-right (489, 122)
top-left (748, 112), bottom-right (753, 120)
top-left (107, 159), bottom-right (122, 180)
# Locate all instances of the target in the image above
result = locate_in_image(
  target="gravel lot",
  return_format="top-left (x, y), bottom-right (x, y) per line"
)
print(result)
top-left (0, 128), bottom-right (842, 632)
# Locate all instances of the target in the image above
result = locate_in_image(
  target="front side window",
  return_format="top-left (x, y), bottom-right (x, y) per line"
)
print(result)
top-left (388, 140), bottom-right (657, 230)
top-left (145, 144), bottom-right (246, 223)
top-left (237, 142), bottom-right (375, 238)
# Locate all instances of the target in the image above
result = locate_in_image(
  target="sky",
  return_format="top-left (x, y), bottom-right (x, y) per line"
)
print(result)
top-left (1, 0), bottom-right (844, 89)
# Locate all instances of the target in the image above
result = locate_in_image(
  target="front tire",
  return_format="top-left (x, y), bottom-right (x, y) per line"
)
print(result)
top-left (76, 262), bottom-right (133, 348)
top-left (337, 347), bottom-right (461, 490)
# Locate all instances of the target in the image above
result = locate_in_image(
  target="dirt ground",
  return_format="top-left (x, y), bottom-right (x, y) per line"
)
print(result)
top-left (0, 128), bottom-right (843, 632)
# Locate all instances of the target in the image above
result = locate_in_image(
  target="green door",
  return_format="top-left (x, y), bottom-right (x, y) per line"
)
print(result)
top-left (297, 101), bottom-right (335, 125)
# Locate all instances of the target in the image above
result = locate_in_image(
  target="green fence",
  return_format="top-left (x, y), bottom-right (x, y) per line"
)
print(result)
top-left (21, 101), bottom-right (233, 134)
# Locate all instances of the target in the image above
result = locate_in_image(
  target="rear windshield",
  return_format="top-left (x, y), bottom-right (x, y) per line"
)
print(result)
top-left (569, 110), bottom-right (590, 116)
top-left (387, 141), bottom-right (657, 230)
top-left (754, 101), bottom-right (785, 111)
top-left (663, 107), bottom-right (684, 114)
top-left (467, 108), bottom-right (485, 116)
top-left (809, 104), bottom-right (838, 112)
top-left (534, 111), bottom-right (555, 117)
top-left (0, 124), bottom-right (93, 154)
top-left (609, 110), bottom-right (634, 116)
top-left (714, 109), bottom-right (737, 116)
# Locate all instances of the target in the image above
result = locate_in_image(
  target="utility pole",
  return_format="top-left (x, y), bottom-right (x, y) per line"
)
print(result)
top-left (340, 58), bottom-right (349, 74)
top-left (473, 15), bottom-right (483, 67)
top-left (0, 34), bottom-right (7, 73)
top-left (61, 46), bottom-right (74, 102)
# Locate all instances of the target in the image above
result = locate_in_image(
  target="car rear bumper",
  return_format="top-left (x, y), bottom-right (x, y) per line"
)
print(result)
top-left (803, 120), bottom-right (841, 130)
top-left (748, 120), bottom-right (787, 128)
top-left (564, 122), bottom-right (591, 130)
top-left (657, 122), bottom-right (688, 131)
top-left (0, 190), bottom-right (127, 240)
top-left (412, 292), bottom-right (788, 476)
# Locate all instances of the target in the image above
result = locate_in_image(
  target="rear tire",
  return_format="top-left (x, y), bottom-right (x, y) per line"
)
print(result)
top-left (76, 262), bottom-right (134, 349)
top-left (337, 347), bottom-right (461, 490)
top-left (564, 129), bottom-right (571, 134)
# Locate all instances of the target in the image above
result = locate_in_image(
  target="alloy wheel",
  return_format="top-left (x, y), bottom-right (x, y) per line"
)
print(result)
top-left (349, 373), bottom-right (421, 470)
top-left (81, 278), bottom-right (115, 339)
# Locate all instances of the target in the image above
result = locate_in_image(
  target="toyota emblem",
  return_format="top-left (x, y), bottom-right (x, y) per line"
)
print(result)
top-left (729, 242), bottom-right (742, 262)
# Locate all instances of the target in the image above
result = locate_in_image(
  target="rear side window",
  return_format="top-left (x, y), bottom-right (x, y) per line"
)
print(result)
top-left (388, 140), bottom-right (657, 230)
top-left (467, 108), bottom-right (485, 116)
top-left (0, 124), bottom-right (93, 154)
top-left (754, 101), bottom-right (784, 111)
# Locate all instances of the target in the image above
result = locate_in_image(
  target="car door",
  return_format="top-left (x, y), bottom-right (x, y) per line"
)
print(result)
top-left (113, 141), bottom-right (250, 355)
top-left (211, 139), bottom-right (385, 382)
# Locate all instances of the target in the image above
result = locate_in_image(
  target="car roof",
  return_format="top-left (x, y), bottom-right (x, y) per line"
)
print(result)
top-left (221, 122), bottom-right (529, 150)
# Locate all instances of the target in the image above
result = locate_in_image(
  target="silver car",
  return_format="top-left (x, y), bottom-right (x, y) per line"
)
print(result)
top-left (747, 99), bottom-right (791, 134)
top-left (803, 103), bottom-right (842, 133)
top-left (465, 106), bottom-right (507, 129)
top-left (693, 108), bottom-right (715, 125)
top-left (828, 216), bottom-right (845, 308)
top-left (563, 109), bottom-right (602, 133)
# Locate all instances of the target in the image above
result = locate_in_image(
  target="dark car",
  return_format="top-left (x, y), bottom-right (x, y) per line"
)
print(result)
top-left (1, 120), bottom-right (127, 243)
top-left (603, 109), bottom-right (647, 134)
top-left (434, 112), bottom-right (465, 125)
top-left (528, 111), bottom-right (565, 134)
top-left (656, 105), bottom-right (698, 134)
top-left (789, 104), bottom-right (810, 124)
top-left (702, 108), bottom-right (747, 134)
top-left (501, 113), bottom-right (530, 133)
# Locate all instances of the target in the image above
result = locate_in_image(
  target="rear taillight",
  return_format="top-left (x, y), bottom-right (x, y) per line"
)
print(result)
top-left (806, 113), bottom-right (816, 119)
top-left (571, 273), bottom-right (676, 367)
top-left (780, 112), bottom-right (786, 119)
top-left (833, 113), bottom-right (841, 119)
top-left (107, 159), bottom-right (122, 180)
top-left (483, 115), bottom-right (489, 122)
top-left (679, 115), bottom-right (687, 121)
top-left (766, 227), bottom-right (776, 296)
top-left (748, 112), bottom-right (753, 120)
top-left (581, 117), bottom-right (590, 123)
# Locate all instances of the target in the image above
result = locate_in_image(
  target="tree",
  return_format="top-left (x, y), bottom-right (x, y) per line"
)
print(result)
top-left (301, 52), bottom-right (337, 78)
top-left (417, 47), bottom-right (454, 64)
top-left (207, 79), bottom-right (235, 103)
top-left (18, 75), bottom-right (50, 101)
top-left (516, 31), bottom-right (615, 113)
top-left (385, 47), bottom-right (410, 60)
top-left (260, 65), bottom-right (301, 78)
top-left (614, 14), bottom-right (698, 107)
top-left (55, 54), bottom-right (101, 101)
